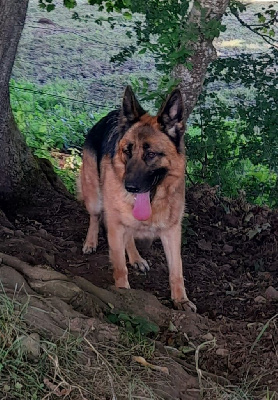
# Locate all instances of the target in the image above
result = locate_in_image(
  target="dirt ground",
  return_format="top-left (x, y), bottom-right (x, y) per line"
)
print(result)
top-left (1, 184), bottom-right (277, 398)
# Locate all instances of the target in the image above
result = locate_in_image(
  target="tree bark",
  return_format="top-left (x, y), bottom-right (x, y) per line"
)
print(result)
top-left (174, 0), bottom-right (229, 121)
top-left (0, 0), bottom-right (64, 205)
top-left (0, 1), bottom-right (32, 198)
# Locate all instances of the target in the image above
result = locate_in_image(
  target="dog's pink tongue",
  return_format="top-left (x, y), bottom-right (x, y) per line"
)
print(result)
top-left (132, 192), bottom-right (152, 221)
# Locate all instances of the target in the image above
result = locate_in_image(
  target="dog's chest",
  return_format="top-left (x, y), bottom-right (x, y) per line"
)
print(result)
top-left (125, 218), bottom-right (164, 239)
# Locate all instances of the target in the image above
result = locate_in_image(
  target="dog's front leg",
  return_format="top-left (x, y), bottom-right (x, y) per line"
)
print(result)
top-left (107, 225), bottom-right (130, 289)
top-left (160, 224), bottom-right (196, 312)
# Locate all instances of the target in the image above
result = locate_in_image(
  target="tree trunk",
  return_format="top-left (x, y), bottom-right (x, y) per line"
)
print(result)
top-left (174, 0), bottom-right (229, 121)
top-left (0, 0), bottom-right (65, 205)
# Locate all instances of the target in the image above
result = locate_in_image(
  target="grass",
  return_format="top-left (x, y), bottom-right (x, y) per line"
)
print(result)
top-left (14, 0), bottom-right (159, 110)
top-left (0, 291), bottom-right (48, 399)
top-left (203, 378), bottom-right (278, 400)
top-left (250, 313), bottom-right (278, 354)
top-left (10, 79), bottom-right (105, 194)
top-left (0, 289), bottom-right (163, 399)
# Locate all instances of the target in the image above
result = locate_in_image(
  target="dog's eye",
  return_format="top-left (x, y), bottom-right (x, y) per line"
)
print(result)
top-left (123, 148), bottom-right (132, 157)
top-left (146, 152), bottom-right (156, 159)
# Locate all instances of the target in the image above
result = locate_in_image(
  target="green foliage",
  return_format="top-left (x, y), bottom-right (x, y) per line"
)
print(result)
top-left (229, 0), bottom-right (247, 15)
top-left (38, 0), bottom-right (55, 12)
top-left (187, 48), bottom-right (278, 207)
top-left (130, 74), bottom-right (180, 109)
top-left (229, 2), bottom-right (277, 47)
top-left (10, 79), bottom-right (92, 155)
top-left (107, 311), bottom-right (159, 337)
top-left (39, 0), bottom-right (77, 11)
top-left (10, 80), bottom-right (108, 194)
top-left (107, 0), bottom-right (226, 73)
top-left (54, 148), bottom-right (83, 194)
top-left (254, 4), bottom-right (277, 39)
top-left (111, 0), bottom-right (195, 72)
top-left (64, 0), bottom-right (77, 9)
top-left (202, 17), bottom-right (226, 40)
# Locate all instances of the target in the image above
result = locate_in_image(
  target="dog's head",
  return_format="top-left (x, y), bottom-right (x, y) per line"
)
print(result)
top-left (117, 86), bottom-right (185, 220)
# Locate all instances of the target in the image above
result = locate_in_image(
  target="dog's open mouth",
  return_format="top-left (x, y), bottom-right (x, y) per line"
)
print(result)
top-left (132, 192), bottom-right (152, 221)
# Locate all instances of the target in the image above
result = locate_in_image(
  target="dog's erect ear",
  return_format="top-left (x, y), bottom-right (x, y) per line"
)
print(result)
top-left (120, 86), bottom-right (145, 127)
top-left (157, 89), bottom-right (185, 149)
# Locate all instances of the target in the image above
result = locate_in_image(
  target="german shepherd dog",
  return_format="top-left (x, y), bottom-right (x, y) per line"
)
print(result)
top-left (78, 86), bottom-right (195, 311)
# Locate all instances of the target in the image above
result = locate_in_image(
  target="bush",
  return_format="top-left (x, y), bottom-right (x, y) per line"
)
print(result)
top-left (187, 49), bottom-right (278, 207)
top-left (10, 80), bottom-right (109, 194)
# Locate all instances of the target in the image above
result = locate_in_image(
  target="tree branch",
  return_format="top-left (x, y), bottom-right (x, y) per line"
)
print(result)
top-left (231, 10), bottom-right (278, 49)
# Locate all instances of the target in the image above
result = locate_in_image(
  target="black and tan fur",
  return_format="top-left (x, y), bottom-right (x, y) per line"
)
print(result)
top-left (78, 86), bottom-right (195, 310)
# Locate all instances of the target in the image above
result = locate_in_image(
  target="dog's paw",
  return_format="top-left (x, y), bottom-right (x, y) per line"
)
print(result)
top-left (82, 243), bottom-right (97, 254)
top-left (115, 279), bottom-right (131, 289)
top-left (174, 299), bottom-right (197, 313)
top-left (132, 258), bottom-right (150, 273)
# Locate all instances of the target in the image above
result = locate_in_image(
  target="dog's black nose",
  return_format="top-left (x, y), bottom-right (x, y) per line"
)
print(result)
top-left (125, 183), bottom-right (140, 193)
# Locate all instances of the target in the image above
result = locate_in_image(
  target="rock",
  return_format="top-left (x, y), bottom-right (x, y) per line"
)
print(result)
top-left (265, 286), bottom-right (278, 300)
top-left (197, 239), bottom-right (212, 251)
top-left (38, 228), bottom-right (48, 238)
top-left (216, 348), bottom-right (229, 357)
top-left (268, 261), bottom-right (278, 272)
top-left (2, 227), bottom-right (14, 236)
top-left (21, 333), bottom-right (41, 360)
top-left (43, 252), bottom-right (55, 267)
top-left (224, 214), bottom-right (239, 227)
top-left (69, 246), bottom-right (78, 254)
top-left (254, 295), bottom-right (266, 304)
top-left (222, 244), bottom-right (233, 254)
top-left (202, 332), bottom-right (214, 341)
top-left (14, 230), bottom-right (24, 238)
top-left (164, 346), bottom-right (181, 357)
top-left (37, 18), bottom-right (55, 25)
top-left (221, 264), bottom-right (232, 272)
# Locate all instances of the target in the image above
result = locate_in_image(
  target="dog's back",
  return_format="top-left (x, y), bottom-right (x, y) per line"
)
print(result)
top-left (84, 110), bottom-right (120, 173)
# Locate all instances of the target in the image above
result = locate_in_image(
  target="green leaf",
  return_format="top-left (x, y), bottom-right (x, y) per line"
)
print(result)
top-left (46, 4), bottom-right (55, 12)
top-left (106, 311), bottom-right (159, 336)
top-left (72, 11), bottom-right (80, 20)
top-left (15, 382), bottom-right (23, 391)
top-left (123, 11), bottom-right (132, 20)
top-left (258, 14), bottom-right (266, 23)
top-left (138, 48), bottom-right (147, 54)
top-left (63, 0), bottom-right (77, 9)
top-left (107, 314), bottom-right (118, 324)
